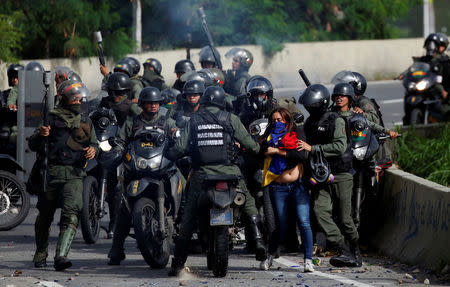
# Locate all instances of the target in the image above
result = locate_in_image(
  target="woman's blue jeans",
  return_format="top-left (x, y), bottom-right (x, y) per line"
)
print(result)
top-left (269, 179), bottom-right (313, 260)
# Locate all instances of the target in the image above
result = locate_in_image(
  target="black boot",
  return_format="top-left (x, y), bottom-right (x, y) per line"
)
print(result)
top-left (248, 215), bottom-right (267, 261)
top-left (329, 241), bottom-right (358, 267)
top-left (349, 239), bottom-right (362, 267)
top-left (54, 258), bottom-right (72, 271)
top-left (34, 259), bottom-right (47, 268)
top-left (168, 239), bottom-right (189, 276)
top-left (54, 227), bottom-right (76, 271)
top-left (107, 205), bottom-right (131, 265)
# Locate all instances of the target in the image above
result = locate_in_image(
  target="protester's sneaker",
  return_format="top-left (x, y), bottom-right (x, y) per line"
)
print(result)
top-left (260, 255), bottom-right (274, 270)
top-left (304, 259), bottom-right (315, 272)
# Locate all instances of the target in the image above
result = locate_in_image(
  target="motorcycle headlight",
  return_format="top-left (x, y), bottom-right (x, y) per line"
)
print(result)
top-left (98, 140), bottom-right (112, 152)
top-left (148, 155), bottom-right (162, 169)
top-left (415, 80), bottom-right (427, 91)
top-left (353, 146), bottom-right (368, 160)
top-left (136, 157), bottom-right (148, 169)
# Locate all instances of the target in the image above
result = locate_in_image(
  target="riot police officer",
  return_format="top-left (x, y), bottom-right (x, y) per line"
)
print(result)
top-left (167, 86), bottom-right (267, 276)
top-left (298, 84), bottom-right (361, 268)
top-left (139, 58), bottom-right (169, 91)
top-left (199, 45), bottom-right (221, 69)
top-left (107, 87), bottom-right (177, 265)
top-left (99, 72), bottom-right (140, 237)
top-left (161, 88), bottom-right (181, 118)
top-left (29, 82), bottom-right (98, 270)
top-left (173, 80), bottom-right (205, 129)
top-left (224, 48), bottom-right (253, 98)
top-left (173, 59), bottom-right (196, 92)
top-left (3, 64), bottom-right (24, 111)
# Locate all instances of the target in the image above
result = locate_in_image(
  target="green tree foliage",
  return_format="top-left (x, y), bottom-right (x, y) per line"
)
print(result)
top-left (395, 124), bottom-right (450, 187)
top-left (0, 0), bottom-right (134, 60)
top-left (0, 0), bottom-right (421, 60)
top-left (0, 13), bottom-right (23, 62)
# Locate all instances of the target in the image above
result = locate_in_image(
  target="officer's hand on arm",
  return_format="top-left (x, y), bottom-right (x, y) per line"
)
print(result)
top-left (296, 140), bottom-right (312, 152)
top-left (442, 90), bottom-right (448, 100)
top-left (100, 65), bottom-right (109, 76)
top-left (265, 147), bottom-right (287, 157)
top-left (40, 126), bottom-right (50, 137)
top-left (84, 146), bottom-right (96, 160)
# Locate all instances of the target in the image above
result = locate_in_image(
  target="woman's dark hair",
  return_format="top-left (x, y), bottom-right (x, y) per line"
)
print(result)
top-left (259, 107), bottom-right (296, 144)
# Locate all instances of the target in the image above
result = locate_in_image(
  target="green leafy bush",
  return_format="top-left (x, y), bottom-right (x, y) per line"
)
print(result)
top-left (394, 124), bottom-right (450, 187)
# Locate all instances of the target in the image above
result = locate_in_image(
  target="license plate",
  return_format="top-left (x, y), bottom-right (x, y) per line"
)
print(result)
top-left (210, 208), bottom-right (233, 226)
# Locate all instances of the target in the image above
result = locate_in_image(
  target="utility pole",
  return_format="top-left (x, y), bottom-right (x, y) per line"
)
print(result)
top-left (423, 0), bottom-right (436, 37)
top-left (132, 0), bottom-right (142, 53)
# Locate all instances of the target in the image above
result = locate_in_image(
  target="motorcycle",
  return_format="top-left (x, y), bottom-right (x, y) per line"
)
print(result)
top-left (0, 129), bottom-right (30, 231)
top-left (349, 114), bottom-right (392, 232)
top-left (198, 174), bottom-right (246, 277)
top-left (80, 107), bottom-right (121, 243)
top-left (402, 61), bottom-right (443, 125)
top-left (122, 126), bottom-right (183, 269)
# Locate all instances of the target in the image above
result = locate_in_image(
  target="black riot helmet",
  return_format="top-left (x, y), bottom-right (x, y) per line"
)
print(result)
top-left (436, 33), bottom-right (449, 50)
top-left (114, 60), bottom-right (133, 77)
top-left (225, 47), bottom-right (254, 71)
top-left (123, 57), bottom-right (141, 76)
top-left (58, 80), bottom-right (89, 107)
top-left (161, 88), bottom-right (180, 105)
top-left (424, 33), bottom-right (440, 56)
top-left (200, 86), bottom-right (227, 109)
top-left (138, 87), bottom-right (163, 106)
top-left (182, 79), bottom-right (205, 96)
top-left (246, 75), bottom-right (273, 113)
top-left (331, 70), bottom-right (367, 96)
top-left (143, 58), bottom-right (162, 75)
top-left (106, 72), bottom-right (131, 98)
top-left (199, 46), bottom-right (221, 68)
top-left (25, 61), bottom-right (44, 72)
top-left (54, 66), bottom-right (72, 87)
top-left (7, 64), bottom-right (24, 86)
top-left (332, 83), bottom-right (355, 103)
top-left (181, 71), bottom-right (214, 87)
top-left (298, 84), bottom-right (331, 116)
top-left (174, 59), bottom-right (195, 74)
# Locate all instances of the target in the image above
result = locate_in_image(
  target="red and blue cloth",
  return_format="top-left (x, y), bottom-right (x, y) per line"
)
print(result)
top-left (262, 122), bottom-right (298, 187)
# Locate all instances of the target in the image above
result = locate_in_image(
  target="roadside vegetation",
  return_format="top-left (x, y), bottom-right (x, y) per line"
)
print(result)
top-left (394, 124), bottom-right (450, 187)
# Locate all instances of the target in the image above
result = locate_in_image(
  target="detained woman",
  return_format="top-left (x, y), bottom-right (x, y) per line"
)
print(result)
top-left (259, 107), bottom-right (314, 272)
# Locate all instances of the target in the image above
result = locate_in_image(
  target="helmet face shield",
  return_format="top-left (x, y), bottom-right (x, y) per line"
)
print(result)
top-left (63, 82), bottom-right (90, 104)
top-left (225, 47), bottom-right (253, 69)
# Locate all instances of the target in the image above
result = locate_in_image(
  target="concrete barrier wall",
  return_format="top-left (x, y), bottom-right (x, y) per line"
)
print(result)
top-left (374, 167), bottom-right (450, 271)
top-left (0, 38), bottom-right (423, 94)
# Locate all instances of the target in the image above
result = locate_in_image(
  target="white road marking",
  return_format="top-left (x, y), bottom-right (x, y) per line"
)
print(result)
top-left (39, 281), bottom-right (65, 287)
top-left (380, 99), bottom-right (403, 104)
top-left (275, 257), bottom-right (375, 287)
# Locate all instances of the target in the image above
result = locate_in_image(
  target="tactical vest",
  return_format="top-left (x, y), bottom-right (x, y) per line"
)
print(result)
top-left (189, 108), bottom-right (235, 167)
top-left (48, 115), bottom-right (92, 167)
top-left (304, 112), bottom-right (352, 174)
top-left (141, 77), bottom-right (164, 91)
top-left (100, 97), bottom-right (133, 127)
top-left (224, 70), bottom-right (250, 97)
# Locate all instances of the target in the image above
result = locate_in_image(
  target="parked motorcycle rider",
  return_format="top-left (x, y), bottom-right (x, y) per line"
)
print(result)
top-left (173, 59), bottom-right (196, 92)
top-left (298, 84), bottom-right (361, 268)
top-left (167, 86), bottom-right (267, 276)
top-left (107, 87), bottom-right (178, 265)
top-left (224, 48), bottom-right (253, 99)
top-left (199, 45), bottom-right (221, 69)
top-left (29, 82), bottom-right (98, 270)
top-left (435, 33), bottom-right (450, 121)
top-left (398, 33), bottom-right (448, 120)
top-left (98, 72), bottom-right (141, 237)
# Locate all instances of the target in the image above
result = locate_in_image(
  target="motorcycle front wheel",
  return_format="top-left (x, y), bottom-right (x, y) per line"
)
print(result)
top-left (210, 225), bottom-right (229, 277)
top-left (132, 197), bottom-right (170, 269)
top-left (0, 171), bottom-right (30, 231)
top-left (410, 108), bottom-right (424, 125)
top-left (80, 175), bottom-right (100, 244)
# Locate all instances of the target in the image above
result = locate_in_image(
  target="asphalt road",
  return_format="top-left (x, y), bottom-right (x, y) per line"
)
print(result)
top-left (1, 200), bottom-right (446, 287)
top-left (275, 80), bottom-right (405, 129)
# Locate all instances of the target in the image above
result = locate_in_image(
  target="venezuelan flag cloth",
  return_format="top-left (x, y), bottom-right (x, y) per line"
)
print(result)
top-left (262, 123), bottom-right (298, 187)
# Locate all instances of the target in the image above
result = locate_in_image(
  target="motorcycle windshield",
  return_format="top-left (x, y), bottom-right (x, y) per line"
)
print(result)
top-left (132, 129), bottom-right (166, 159)
top-left (405, 62), bottom-right (431, 83)
top-left (96, 124), bottom-right (119, 142)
